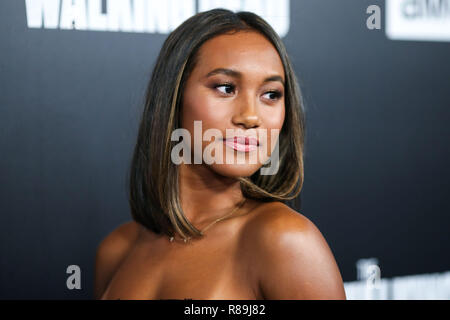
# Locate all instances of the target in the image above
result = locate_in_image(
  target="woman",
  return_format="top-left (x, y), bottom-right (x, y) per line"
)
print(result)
top-left (94, 8), bottom-right (346, 300)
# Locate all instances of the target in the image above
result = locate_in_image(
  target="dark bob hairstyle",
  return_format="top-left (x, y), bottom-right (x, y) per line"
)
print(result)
top-left (128, 8), bottom-right (306, 240)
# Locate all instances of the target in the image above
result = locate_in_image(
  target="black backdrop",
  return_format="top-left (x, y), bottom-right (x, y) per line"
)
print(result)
top-left (1, 0), bottom-right (449, 299)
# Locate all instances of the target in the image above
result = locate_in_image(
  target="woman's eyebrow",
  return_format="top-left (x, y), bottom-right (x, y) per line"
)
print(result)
top-left (205, 68), bottom-right (285, 87)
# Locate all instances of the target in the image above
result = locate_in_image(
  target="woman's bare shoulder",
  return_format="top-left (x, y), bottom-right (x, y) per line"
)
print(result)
top-left (242, 201), bottom-right (346, 299)
top-left (95, 220), bottom-right (141, 269)
top-left (94, 220), bottom-right (141, 299)
top-left (98, 220), bottom-right (141, 247)
top-left (243, 201), bottom-right (312, 236)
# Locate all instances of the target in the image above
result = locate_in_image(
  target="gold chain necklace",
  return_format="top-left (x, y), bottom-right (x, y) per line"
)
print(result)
top-left (169, 198), bottom-right (247, 243)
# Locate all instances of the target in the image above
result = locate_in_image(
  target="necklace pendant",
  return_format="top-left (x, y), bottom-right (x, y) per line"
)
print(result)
top-left (169, 236), bottom-right (174, 242)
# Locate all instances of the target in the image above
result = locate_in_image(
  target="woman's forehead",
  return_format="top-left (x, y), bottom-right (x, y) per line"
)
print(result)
top-left (194, 31), bottom-right (284, 77)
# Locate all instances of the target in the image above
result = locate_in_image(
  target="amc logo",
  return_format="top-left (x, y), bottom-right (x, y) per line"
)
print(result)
top-left (386, 0), bottom-right (450, 42)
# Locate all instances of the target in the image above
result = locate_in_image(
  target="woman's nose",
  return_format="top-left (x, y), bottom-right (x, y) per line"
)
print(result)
top-left (231, 94), bottom-right (262, 129)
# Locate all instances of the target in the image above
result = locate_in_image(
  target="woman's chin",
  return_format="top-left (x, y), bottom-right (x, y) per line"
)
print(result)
top-left (207, 163), bottom-right (263, 178)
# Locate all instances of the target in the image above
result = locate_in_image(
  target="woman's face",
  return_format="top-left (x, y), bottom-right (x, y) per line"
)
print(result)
top-left (180, 30), bottom-right (286, 178)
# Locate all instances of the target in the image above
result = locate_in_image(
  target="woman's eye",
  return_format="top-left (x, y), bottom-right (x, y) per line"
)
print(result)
top-left (214, 83), bottom-right (235, 95)
top-left (213, 84), bottom-right (282, 101)
top-left (263, 91), bottom-right (283, 101)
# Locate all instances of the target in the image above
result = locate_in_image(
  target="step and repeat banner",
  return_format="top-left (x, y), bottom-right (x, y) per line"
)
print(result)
top-left (1, 0), bottom-right (449, 299)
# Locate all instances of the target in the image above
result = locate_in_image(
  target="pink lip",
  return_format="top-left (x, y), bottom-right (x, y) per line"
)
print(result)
top-left (223, 136), bottom-right (259, 152)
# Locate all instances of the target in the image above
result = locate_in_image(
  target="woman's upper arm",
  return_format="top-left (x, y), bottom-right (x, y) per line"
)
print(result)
top-left (251, 207), bottom-right (346, 300)
top-left (93, 221), bottom-right (139, 299)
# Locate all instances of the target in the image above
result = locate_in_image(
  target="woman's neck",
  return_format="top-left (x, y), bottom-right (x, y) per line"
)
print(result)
top-left (178, 163), bottom-right (246, 226)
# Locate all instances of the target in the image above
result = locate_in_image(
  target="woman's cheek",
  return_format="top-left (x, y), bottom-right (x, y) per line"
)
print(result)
top-left (195, 98), bottom-right (231, 127)
top-left (264, 107), bottom-right (284, 154)
top-left (263, 106), bottom-right (285, 129)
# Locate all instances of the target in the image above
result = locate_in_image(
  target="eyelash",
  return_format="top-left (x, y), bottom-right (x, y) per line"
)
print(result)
top-left (213, 82), bottom-right (283, 101)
